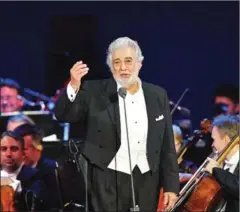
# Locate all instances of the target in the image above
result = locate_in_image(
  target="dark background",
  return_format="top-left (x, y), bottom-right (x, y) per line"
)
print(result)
top-left (0, 1), bottom-right (239, 128)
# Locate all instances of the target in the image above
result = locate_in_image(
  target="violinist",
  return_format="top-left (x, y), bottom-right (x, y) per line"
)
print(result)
top-left (173, 125), bottom-right (198, 184)
top-left (0, 130), bottom-right (47, 211)
top-left (203, 115), bottom-right (239, 212)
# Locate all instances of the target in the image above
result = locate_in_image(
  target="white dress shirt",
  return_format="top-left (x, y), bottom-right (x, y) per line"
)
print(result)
top-left (223, 150), bottom-right (239, 173)
top-left (1, 164), bottom-right (23, 192)
top-left (66, 79), bottom-right (150, 175)
top-left (67, 83), bottom-right (78, 102)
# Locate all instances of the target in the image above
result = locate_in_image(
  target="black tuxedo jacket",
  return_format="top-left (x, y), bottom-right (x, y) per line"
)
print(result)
top-left (213, 162), bottom-right (239, 212)
top-left (15, 165), bottom-right (47, 211)
top-left (36, 156), bottom-right (63, 210)
top-left (54, 78), bottom-right (179, 193)
top-left (36, 155), bottom-right (57, 171)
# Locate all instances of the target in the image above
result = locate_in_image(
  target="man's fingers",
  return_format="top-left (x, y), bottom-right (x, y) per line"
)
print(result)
top-left (75, 67), bottom-right (89, 74)
top-left (165, 197), bottom-right (174, 210)
top-left (165, 200), bottom-right (174, 211)
top-left (74, 70), bottom-right (88, 81)
top-left (73, 68), bottom-right (89, 78)
top-left (72, 65), bottom-right (88, 73)
top-left (71, 61), bottom-right (83, 70)
top-left (164, 193), bottom-right (169, 206)
top-left (78, 70), bottom-right (89, 78)
top-left (163, 193), bottom-right (177, 211)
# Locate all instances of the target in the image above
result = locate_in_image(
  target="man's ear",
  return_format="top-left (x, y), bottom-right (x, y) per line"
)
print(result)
top-left (224, 134), bottom-right (231, 145)
top-left (19, 98), bottom-right (24, 107)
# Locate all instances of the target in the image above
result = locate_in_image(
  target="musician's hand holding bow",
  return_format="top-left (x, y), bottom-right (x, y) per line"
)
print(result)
top-left (164, 192), bottom-right (178, 210)
top-left (202, 157), bottom-right (222, 174)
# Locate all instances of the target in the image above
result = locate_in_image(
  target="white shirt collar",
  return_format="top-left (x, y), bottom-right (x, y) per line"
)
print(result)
top-left (224, 150), bottom-right (239, 166)
top-left (1, 163), bottom-right (24, 179)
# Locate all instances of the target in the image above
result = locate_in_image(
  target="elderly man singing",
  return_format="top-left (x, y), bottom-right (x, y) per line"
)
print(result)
top-left (54, 37), bottom-right (179, 212)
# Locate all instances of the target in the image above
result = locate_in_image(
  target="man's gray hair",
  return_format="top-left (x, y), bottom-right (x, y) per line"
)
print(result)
top-left (211, 114), bottom-right (239, 139)
top-left (7, 113), bottom-right (35, 126)
top-left (106, 37), bottom-right (144, 70)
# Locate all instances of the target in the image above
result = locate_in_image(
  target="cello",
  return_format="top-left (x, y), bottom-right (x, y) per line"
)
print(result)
top-left (170, 133), bottom-right (239, 212)
top-left (157, 119), bottom-right (211, 212)
top-left (182, 133), bottom-right (239, 212)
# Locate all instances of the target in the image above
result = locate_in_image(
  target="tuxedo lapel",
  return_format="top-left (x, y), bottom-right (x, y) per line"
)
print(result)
top-left (142, 83), bottom-right (158, 143)
top-left (101, 79), bottom-right (121, 147)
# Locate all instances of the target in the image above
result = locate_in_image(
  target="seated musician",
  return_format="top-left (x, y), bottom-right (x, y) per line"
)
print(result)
top-left (214, 83), bottom-right (239, 116)
top-left (0, 78), bottom-right (44, 113)
top-left (0, 78), bottom-right (25, 113)
top-left (7, 113), bottom-right (36, 131)
top-left (7, 113), bottom-right (59, 141)
top-left (13, 123), bottom-right (62, 210)
top-left (173, 125), bottom-right (198, 184)
top-left (0, 130), bottom-right (47, 211)
top-left (203, 115), bottom-right (239, 212)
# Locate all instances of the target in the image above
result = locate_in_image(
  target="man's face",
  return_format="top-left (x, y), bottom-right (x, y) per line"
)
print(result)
top-left (211, 126), bottom-right (229, 154)
top-left (23, 135), bottom-right (38, 166)
top-left (215, 96), bottom-right (239, 115)
top-left (1, 136), bottom-right (23, 172)
top-left (111, 46), bottom-right (142, 88)
top-left (0, 86), bottom-right (24, 113)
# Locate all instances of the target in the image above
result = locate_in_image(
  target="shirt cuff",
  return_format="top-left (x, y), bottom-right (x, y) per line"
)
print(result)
top-left (66, 83), bottom-right (78, 102)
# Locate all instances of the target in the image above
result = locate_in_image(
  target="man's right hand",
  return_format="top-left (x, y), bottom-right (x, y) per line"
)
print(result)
top-left (70, 61), bottom-right (89, 91)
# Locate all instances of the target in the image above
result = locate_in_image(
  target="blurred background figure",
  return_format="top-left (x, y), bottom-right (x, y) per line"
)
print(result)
top-left (7, 113), bottom-right (35, 131)
top-left (0, 130), bottom-right (48, 211)
top-left (0, 78), bottom-right (46, 114)
top-left (172, 124), bottom-right (198, 184)
top-left (13, 123), bottom-right (56, 169)
top-left (214, 84), bottom-right (239, 116)
top-left (0, 78), bottom-right (24, 113)
top-left (13, 123), bottom-right (63, 210)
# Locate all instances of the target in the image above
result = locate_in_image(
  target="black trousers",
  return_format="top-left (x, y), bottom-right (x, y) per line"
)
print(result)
top-left (88, 165), bottom-right (160, 212)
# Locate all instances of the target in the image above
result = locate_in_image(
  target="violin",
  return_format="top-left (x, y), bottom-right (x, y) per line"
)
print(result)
top-left (177, 119), bottom-right (211, 164)
top-left (1, 185), bottom-right (16, 212)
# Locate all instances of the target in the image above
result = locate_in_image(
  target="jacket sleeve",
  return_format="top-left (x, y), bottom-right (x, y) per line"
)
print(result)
top-left (159, 90), bottom-right (180, 194)
top-left (54, 81), bottom-right (90, 123)
top-left (213, 167), bottom-right (239, 199)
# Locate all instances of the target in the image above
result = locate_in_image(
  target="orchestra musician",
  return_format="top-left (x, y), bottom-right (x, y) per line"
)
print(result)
top-left (7, 114), bottom-right (35, 131)
top-left (214, 84), bottom-right (239, 116)
top-left (172, 125), bottom-right (198, 184)
top-left (13, 123), bottom-right (62, 210)
top-left (0, 130), bottom-right (47, 211)
top-left (203, 115), bottom-right (239, 212)
top-left (0, 78), bottom-right (25, 113)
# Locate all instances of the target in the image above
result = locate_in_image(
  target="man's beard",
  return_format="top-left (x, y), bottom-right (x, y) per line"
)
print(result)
top-left (113, 70), bottom-right (139, 88)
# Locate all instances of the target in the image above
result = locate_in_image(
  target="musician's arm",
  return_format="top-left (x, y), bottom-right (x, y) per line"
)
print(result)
top-left (213, 167), bottom-right (239, 199)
